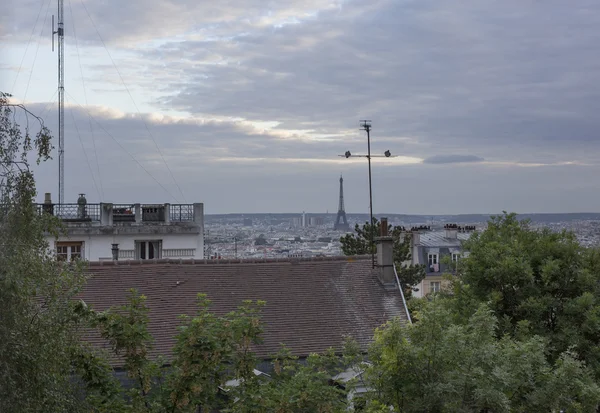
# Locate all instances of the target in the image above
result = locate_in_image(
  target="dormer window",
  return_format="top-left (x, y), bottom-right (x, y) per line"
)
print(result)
top-left (452, 253), bottom-right (460, 262)
top-left (428, 253), bottom-right (439, 272)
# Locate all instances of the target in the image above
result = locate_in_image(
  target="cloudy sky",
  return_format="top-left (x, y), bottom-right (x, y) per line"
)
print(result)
top-left (1, 0), bottom-right (600, 214)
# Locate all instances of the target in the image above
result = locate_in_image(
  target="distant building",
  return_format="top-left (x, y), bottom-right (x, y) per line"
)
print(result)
top-left (291, 215), bottom-right (324, 228)
top-left (401, 224), bottom-right (476, 298)
top-left (38, 193), bottom-right (204, 261)
top-left (308, 216), bottom-right (324, 226)
top-left (243, 218), bottom-right (253, 227)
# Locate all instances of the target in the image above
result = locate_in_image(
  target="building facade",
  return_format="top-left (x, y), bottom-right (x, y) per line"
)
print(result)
top-left (39, 193), bottom-right (204, 262)
top-left (402, 225), bottom-right (475, 298)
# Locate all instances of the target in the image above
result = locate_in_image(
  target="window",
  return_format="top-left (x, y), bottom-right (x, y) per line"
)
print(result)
top-left (430, 281), bottom-right (441, 293)
top-left (428, 253), bottom-right (439, 272)
top-left (428, 253), bottom-right (438, 265)
top-left (136, 240), bottom-right (162, 260)
top-left (452, 253), bottom-right (460, 262)
top-left (56, 242), bottom-right (83, 261)
top-left (57, 245), bottom-right (68, 261)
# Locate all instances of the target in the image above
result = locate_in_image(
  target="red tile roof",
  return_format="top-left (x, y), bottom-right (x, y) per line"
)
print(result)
top-left (79, 256), bottom-right (408, 367)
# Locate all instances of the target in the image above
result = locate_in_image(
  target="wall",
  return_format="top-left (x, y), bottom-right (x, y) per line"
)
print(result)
top-left (46, 231), bottom-right (204, 261)
top-left (418, 274), bottom-right (452, 296)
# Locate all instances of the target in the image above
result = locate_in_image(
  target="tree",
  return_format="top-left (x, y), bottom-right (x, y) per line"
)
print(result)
top-left (254, 234), bottom-right (268, 246)
top-left (228, 346), bottom-right (350, 413)
top-left (456, 212), bottom-right (600, 378)
top-left (340, 218), bottom-right (425, 296)
top-left (79, 289), bottom-right (353, 413)
top-left (364, 298), bottom-right (600, 412)
top-left (0, 92), bottom-right (93, 412)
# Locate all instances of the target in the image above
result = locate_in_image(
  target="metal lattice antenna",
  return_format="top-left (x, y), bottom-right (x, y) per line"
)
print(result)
top-left (52, 0), bottom-right (65, 204)
top-left (360, 120), bottom-right (375, 269)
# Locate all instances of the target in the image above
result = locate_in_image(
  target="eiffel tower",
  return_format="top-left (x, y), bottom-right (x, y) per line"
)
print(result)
top-left (334, 175), bottom-right (350, 231)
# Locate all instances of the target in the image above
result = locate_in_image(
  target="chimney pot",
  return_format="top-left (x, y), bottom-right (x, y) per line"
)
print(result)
top-left (111, 243), bottom-right (119, 261)
top-left (380, 217), bottom-right (388, 236)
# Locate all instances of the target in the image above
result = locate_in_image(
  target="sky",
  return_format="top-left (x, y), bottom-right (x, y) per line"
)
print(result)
top-left (1, 0), bottom-right (600, 214)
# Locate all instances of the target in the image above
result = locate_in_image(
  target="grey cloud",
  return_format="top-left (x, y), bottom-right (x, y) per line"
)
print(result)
top-left (423, 155), bottom-right (484, 165)
top-left (136, 0), bottom-right (600, 164)
top-left (2, 0), bottom-right (343, 45)
top-left (7, 0), bottom-right (600, 213)
top-left (15, 100), bottom-right (600, 215)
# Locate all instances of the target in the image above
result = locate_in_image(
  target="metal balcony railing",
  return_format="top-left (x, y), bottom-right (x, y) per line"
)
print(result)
top-left (170, 204), bottom-right (194, 222)
top-left (37, 203), bottom-right (101, 222)
top-left (36, 203), bottom-right (196, 224)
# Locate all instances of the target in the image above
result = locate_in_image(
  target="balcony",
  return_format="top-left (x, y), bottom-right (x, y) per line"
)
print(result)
top-left (37, 203), bottom-right (197, 225)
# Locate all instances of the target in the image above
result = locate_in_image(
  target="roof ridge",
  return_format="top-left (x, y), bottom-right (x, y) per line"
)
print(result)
top-left (87, 254), bottom-right (372, 267)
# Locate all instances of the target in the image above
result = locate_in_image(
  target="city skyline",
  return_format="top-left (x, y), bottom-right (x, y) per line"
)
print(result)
top-left (2, 1), bottom-right (600, 214)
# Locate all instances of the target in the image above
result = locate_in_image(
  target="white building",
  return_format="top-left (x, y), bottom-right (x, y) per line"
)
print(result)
top-left (40, 193), bottom-right (204, 262)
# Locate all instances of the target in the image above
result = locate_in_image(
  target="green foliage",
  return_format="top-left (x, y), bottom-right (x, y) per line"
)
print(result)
top-left (364, 298), bottom-right (600, 412)
top-left (458, 212), bottom-right (600, 377)
top-left (70, 343), bottom-right (128, 413)
top-left (94, 289), bottom-right (163, 412)
top-left (340, 218), bottom-right (425, 296)
top-left (227, 346), bottom-right (350, 413)
top-left (163, 295), bottom-right (265, 412)
top-left (85, 291), bottom-right (274, 412)
top-left (0, 92), bottom-right (94, 412)
top-left (340, 219), bottom-right (380, 256)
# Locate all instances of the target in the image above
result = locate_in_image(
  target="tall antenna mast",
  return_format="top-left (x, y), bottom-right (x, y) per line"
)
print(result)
top-left (52, 0), bottom-right (65, 204)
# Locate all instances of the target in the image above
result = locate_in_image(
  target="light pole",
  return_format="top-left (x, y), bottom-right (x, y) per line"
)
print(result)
top-left (339, 120), bottom-right (394, 268)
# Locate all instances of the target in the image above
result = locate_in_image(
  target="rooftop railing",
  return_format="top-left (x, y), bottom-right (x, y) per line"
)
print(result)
top-left (37, 203), bottom-right (197, 224)
top-left (170, 204), bottom-right (194, 222)
top-left (37, 203), bottom-right (101, 222)
top-left (112, 204), bottom-right (136, 223)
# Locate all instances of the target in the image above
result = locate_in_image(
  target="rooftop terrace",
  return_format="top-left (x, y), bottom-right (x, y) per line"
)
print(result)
top-left (37, 194), bottom-right (201, 226)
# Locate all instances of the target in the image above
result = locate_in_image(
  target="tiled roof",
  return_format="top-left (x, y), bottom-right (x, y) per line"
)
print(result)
top-left (79, 256), bottom-right (408, 367)
top-left (418, 231), bottom-right (473, 247)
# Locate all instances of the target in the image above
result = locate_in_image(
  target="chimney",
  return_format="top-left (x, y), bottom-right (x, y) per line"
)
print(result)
top-left (111, 243), bottom-right (119, 261)
top-left (444, 224), bottom-right (458, 239)
top-left (375, 217), bottom-right (395, 288)
top-left (77, 193), bottom-right (87, 219)
top-left (411, 228), bottom-right (421, 246)
top-left (42, 192), bottom-right (54, 215)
